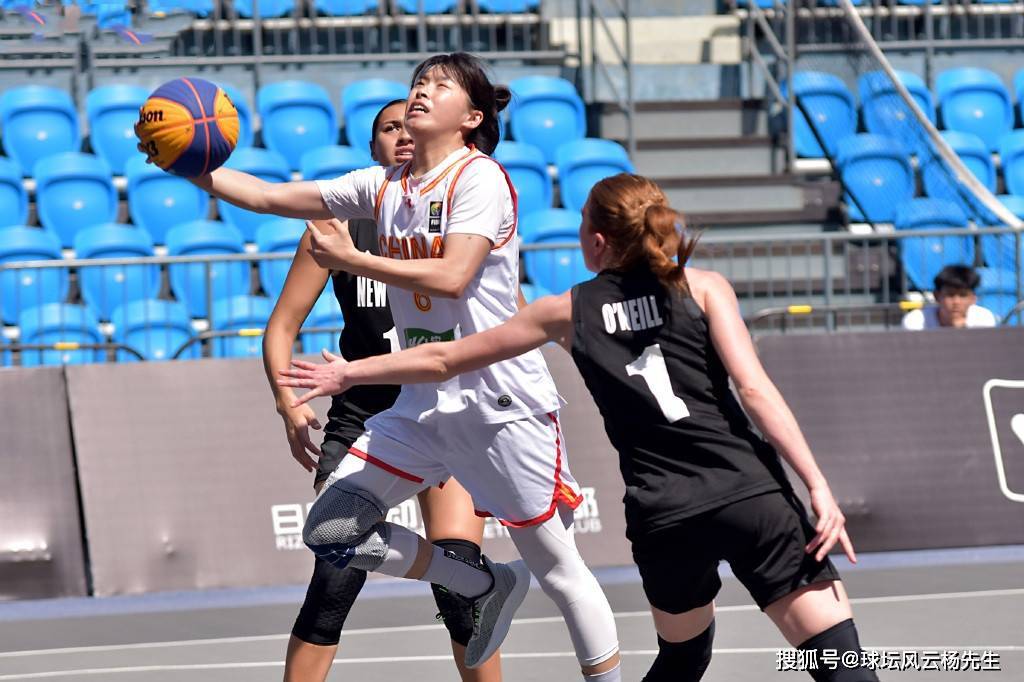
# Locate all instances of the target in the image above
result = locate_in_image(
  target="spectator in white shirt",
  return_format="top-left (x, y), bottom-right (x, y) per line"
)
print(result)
top-left (902, 265), bottom-right (997, 330)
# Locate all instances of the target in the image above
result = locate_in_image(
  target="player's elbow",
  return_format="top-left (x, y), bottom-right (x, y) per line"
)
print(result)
top-left (434, 272), bottom-right (473, 299)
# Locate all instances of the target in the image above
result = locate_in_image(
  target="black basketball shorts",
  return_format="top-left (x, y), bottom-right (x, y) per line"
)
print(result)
top-left (631, 490), bottom-right (842, 614)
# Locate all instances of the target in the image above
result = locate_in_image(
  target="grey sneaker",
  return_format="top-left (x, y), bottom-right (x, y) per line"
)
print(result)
top-left (464, 557), bottom-right (531, 669)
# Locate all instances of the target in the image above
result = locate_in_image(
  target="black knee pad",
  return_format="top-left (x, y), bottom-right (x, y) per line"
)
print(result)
top-left (642, 620), bottom-right (715, 682)
top-left (797, 619), bottom-right (879, 682)
top-left (428, 538), bottom-right (482, 647)
top-left (291, 557), bottom-right (368, 646)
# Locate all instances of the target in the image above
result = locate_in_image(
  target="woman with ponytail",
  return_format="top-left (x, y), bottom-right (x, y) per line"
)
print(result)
top-left (284, 172), bottom-right (880, 682)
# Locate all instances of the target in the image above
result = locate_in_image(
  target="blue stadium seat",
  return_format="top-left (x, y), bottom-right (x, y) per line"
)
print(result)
top-left (74, 224), bottom-right (160, 321)
top-left (1000, 130), bottom-right (1024, 198)
top-left (518, 208), bottom-right (580, 246)
top-left (858, 70), bottom-right (936, 149)
top-left (936, 67), bottom-right (1013, 151)
top-left (256, 218), bottom-right (305, 299)
top-left (234, 0), bottom-right (294, 17)
top-left (395, 0), bottom-right (457, 12)
top-left (0, 157), bottom-right (28, 228)
top-left (975, 267), bottom-right (1019, 323)
top-left (96, 3), bottom-right (132, 29)
top-left (519, 281), bottom-right (551, 303)
top-left (508, 77), bottom-right (586, 165)
top-left (341, 79), bottom-right (408, 151)
top-left (216, 148), bottom-right (291, 242)
top-left (219, 83), bottom-right (254, 148)
top-left (981, 195), bottom-right (1024, 272)
top-left (300, 145), bottom-right (374, 181)
top-left (210, 295), bottom-right (274, 358)
top-left (0, 86), bottom-right (81, 174)
top-left (494, 142), bottom-right (552, 218)
top-left (147, 0), bottom-right (211, 15)
top-left (165, 220), bottom-right (250, 318)
top-left (1016, 69), bottom-right (1024, 129)
top-left (125, 156), bottom-right (209, 245)
top-left (893, 198), bottom-right (974, 291)
top-left (921, 131), bottom-right (995, 207)
top-left (782, 72), bottom-right (857, 158)
top-left (523, 226), bottom-right (588, 295)
top-left (476, 0), bottom-right (538, 10)
top-left (301, 292), bottom-right (344, 355)
top-left (257, 81), bottom-right (338, 171)
top-left (18, 303), bottom-right (104, 367)
top-left (111, 299), bottom-right (198, 361)
top-left (314, 0), bottom-right (377, 15)
top-left (85, 85), bottom-right (150, 175)
top-left (0, 226), bottom-right (68, 324)
top-left (33, 152), bottom-right (118, 248)
top-left (555, 139), bottom-right (634, 213)
top-left (835, 134), bottom-right (914, 224)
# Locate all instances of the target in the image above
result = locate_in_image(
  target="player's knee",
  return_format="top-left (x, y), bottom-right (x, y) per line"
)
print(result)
top-left (303, 482), bottom-right (390, 571)
top-left (428, 539), bottom-right (482, 646)
top-left (642, 620), bottom-right (715, 682)
top-left (292, 557), bottom-right (368, 645)
top-left (797, 619), bottom-right (878, 682)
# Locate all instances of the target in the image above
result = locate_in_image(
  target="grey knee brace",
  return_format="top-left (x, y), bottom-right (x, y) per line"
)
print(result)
top-left (303, 481), bottom-right (391, 572)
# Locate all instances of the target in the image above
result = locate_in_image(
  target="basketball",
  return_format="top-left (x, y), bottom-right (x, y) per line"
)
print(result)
top-left (135, 77), bottom-right (239, 177)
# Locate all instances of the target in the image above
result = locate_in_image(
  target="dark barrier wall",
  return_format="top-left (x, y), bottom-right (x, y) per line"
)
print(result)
top-left (64, 349), bottom-right (628, 596)
top-left (0, 368), bottom-right (87, 600)
top-left (757, 327), bottom-right (1024, 552)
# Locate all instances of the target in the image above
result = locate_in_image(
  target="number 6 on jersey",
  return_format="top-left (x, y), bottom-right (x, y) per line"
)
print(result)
top-left (626, 344), bottom-right (690, 423)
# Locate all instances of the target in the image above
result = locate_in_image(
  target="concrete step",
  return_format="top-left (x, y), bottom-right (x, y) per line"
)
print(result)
top-left (625, 136), bottom-right (783, 179)
top-left (599, 99), bottom-right (768, 141)
top-left (657, 175), bottom-right (841, 226)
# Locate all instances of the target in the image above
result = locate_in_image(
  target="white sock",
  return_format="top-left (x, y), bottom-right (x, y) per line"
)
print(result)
top-left (584, 662), bottom-right (621, 681)
top-left (419, 544), bottom-right (493, 598)
top-left (375, 523), bottom-right (422, 578)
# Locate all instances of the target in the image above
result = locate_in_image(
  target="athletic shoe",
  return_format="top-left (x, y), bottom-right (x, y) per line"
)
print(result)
top-left (464, 557), bottom-right (531, 669)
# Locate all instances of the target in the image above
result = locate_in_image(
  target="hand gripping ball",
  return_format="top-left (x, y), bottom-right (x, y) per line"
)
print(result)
top-left (135, 77), bottom-right (239, 177)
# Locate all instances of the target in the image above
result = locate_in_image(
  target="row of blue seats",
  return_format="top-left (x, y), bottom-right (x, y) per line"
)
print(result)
top-left (837, 130), bottom-right (1024, 222)
top-left (788, 67), bottom-right (1024, 157)
top-left (0, 75), bottom-right (586, 177)
top-left (0, 137), bottom-right (633, 246)
top-left (0, 276), bottom-right (555, 365)
top-left (0, 295), bottom-right (344, 365)
top-left (28, 0), bottom-right (537, 19)
top-left (0, 207), bottom-right (589, 324)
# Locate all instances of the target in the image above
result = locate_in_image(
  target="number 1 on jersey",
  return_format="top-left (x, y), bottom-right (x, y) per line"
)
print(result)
top-left (382, 327), bottom-right (401, 353)
top-left (625, 344), bottom-right (690, 423)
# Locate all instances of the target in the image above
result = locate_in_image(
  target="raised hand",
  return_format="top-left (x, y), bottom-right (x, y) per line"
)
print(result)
top-left (278, 349), bottom-right (353, 407)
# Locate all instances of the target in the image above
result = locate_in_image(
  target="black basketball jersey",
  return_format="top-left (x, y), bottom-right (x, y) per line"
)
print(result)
top-left (570, 267), bottom-right (791, 541)
top-left (326, 218), bottom-right (400, 425)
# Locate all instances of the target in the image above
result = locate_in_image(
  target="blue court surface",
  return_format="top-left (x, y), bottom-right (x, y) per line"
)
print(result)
top-left (0, 546), bottom-right (1022, 681)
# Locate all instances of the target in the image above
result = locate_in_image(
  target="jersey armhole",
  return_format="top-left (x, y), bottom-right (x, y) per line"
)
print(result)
top-left (446, 155), bottom-right (518, 251)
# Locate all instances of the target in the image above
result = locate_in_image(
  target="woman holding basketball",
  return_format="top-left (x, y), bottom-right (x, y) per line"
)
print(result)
top-left (262, 99), bottom-right (502, 682)
top-left (177, 53), bottom-right (622, 679)
top-left (281, 173), bottom-right (881, 682)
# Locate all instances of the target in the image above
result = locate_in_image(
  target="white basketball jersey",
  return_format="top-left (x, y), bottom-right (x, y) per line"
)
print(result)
top-left (317, 146), bottom-right (562, 424)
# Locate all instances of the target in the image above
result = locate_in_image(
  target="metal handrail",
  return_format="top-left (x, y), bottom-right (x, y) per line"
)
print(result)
top-left (170, 325), bottom-right (345, 359)
top-left (0, 342), bottom-right (146, 362)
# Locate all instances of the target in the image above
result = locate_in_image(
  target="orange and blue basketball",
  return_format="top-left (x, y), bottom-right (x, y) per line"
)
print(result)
top-left (135, 77), bottom-right (239, 177)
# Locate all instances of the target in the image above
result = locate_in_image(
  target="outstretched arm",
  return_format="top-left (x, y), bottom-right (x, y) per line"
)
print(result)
top-left (190, 169), bottom-right (335, 220)
top-left (279, 292), bottom-right (573, 405)
top-left (695, 269), bottom-right (856, 563)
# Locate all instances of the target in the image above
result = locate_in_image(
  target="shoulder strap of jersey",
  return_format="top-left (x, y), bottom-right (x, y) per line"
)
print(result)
top-left (374, 162), bottom-right (408, 223)
top-left (446, 152), bottom-right (519, 251)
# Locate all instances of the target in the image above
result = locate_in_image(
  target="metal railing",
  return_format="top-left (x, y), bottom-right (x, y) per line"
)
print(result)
top-left (578, 0), bottom-right (634, 158)
top-left (1, 226), bottom-right (1020, 365)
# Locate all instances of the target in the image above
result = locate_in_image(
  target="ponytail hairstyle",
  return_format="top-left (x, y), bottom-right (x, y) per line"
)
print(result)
top-left (586, 173), bottom-right (699, 293)
top-left (409, 52), bottom-right (510, 155)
